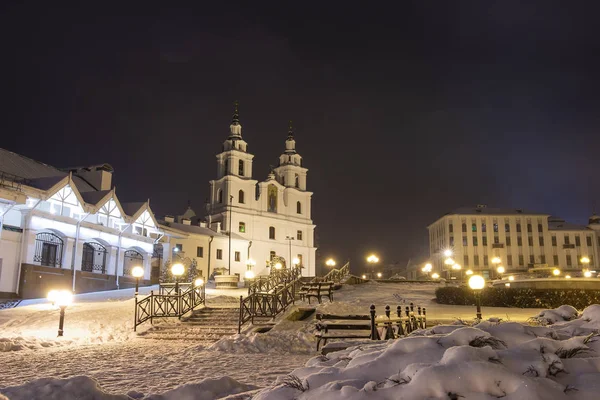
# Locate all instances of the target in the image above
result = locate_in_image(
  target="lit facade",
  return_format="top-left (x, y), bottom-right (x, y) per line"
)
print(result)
top-left (427, 205), bottom-right (600, 279)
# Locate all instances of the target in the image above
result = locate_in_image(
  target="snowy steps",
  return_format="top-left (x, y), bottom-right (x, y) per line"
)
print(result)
top-left (136, 306), bottom-right (241, 342)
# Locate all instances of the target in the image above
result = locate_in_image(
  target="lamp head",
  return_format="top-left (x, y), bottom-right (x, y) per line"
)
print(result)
top-left (293, 257), bottom-right (301, 266)
top-left (171, 263), bottom-right (185, 277)
top-left (244, 270), bottom-right (255, 280)
top-left (443, 249), bottom-right (453, 257)
top-left (496, 266), bottom-right (505, 274)
top-left (468, 275), bottom-right (485, 290)
top-left (553, 269), bottom-right (560, 276)
top-left (275, 262), bottom-right (283, 270)
top-left (194, 278), bottom-right (204, 287)
top-left (55, 290), bottom-right (73, 307)
top-left (465, 269), bottom-right (473, 275)
top-left (131, 266), bottom-right (144, 278)
top-left (431, 272), bottom-right (440, 279)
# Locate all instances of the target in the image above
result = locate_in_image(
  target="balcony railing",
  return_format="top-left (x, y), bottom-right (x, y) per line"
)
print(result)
top-left (563, 244), bottom-right (575, 249)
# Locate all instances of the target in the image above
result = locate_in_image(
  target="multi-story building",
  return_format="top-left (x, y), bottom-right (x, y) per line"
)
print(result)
top-left (427, 205), bottom-right (600, 279)
top-left (0, 148), bottom-right (161, 298)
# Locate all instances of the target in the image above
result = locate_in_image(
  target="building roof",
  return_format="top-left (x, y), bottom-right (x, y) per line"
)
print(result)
top-left (446, 207), bottom-right (549, 216)
top-left (0, 148), bottom-right (96, 192)
top-left (80, 190), bottom-right (112, 205)
top-left (548, 221), bottom-right (592, 231)
top-left (121, 202), bottom-right (146, 217)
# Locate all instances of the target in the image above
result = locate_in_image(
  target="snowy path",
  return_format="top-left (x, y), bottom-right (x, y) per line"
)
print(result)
top-left (0, 339), bottom-right (311, 395)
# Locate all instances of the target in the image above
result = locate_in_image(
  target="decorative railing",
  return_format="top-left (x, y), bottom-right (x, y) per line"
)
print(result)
top-left (238, 278), bottom-right (301, 333)
top-left (134, 283), bottom-right (205, 331)
top-left (318, 262), bottom-right (350, 283)
top-left (247, 266), bottom-right (302, 295)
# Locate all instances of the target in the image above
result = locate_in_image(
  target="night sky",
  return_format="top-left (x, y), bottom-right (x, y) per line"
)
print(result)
top-left (2, 2), bottom-right (600, 269)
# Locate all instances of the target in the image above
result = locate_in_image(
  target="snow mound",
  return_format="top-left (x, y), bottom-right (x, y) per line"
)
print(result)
top-left (254, 313), bottom-right (600, 400)
top-left (0, 336), bottom-right (73, 352)
top-left (533, 305), bottom-right (579, 325)
top-left (144, 376), bottom-right (258, 399)
top-left (209, 330), bottom-right (315, 354)
top-left (0, 375), bottom-right (129, 400)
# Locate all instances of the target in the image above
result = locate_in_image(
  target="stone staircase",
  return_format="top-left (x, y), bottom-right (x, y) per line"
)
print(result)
top-left (137, 306), bottom-right (240, 342)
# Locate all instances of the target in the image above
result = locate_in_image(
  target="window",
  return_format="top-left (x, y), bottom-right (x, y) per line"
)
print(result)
top-left (539, 237), bottom-right (544, 246)
top-left (472, 223), bottom-right (477, 232)
top-left (270, 251), bottom-right (276, 260)
top-left (216, 249), bottom-right (223, 260)
top-left (449, 236), bottom-right (454, 246)
top-left (516, 223), bottom-right (521, 233)
top-left (564, 235), bottom-right (570, 245)
top-left (269, 226), bottom-right (275, 239)
top-left (464, 255), bottom-right (469, 266)
top-left (239, 190), bottom-right (245, 204)
top-left (507, 255), bottom-right (513, 266)
top-left (529, 255), bottom-right (535, 264)
top-left (474, 255), bottom-right (479, 266)
top-left (482, 236), bottom-right (487, 246)
top-left (517, 237), bottom-right (522, 246)
top-left (566, 254), bottom-right (572, 266)
top-left (218, 189), bottom-right (223, 204)
top-left (553, 255), bottom-right (559, 265)
top-left (483, 255), bottom-right (488, 266)
top-left (34, 232), bottom-right (64, 267)
top-left (481, 223), bottom-right (486, 232)
top-left (493, 223), bottom-right (498, 233)
top-left (297, 230), bottom-right (303, 240)
top-left (552, 236), bottom-right (557, 246)
top-left (449, 223), bottom-right (453, 233)
top-left (235, 251), bottom-right (240, 262)
top-left (506, 237), bottom-right (511, 246)
top-left (528, 237), bottom-right (533, 246)
top-left (267, 184), bottom-right (278, 212)
top-left (494, 236), bottom-right (499, 244)
top-left (587, 236), bottom-right (593, 247)
top-left (538, 223), bottom-right (543, 232)
top-left (123, 250), bottom-right (143, 276)
top-left (505, 223), bottom-right (510, 232)
top-left (463, 236), bottom-right (468, 246)
top-left (224, 159), bottom-right (229, 175)
top-left (472, 236), bottom-right (478, 246)
top-left (575, 236), bottom-right (581, 247)
top-left (296, 201), bottom-right (302, 214)
top-left (81, 242), bottom-right (107, 274)
top-left (519, 255), bottom-right (524, 266)
top-left (239, 160), bottom-right (245, 176)
top-left (295, 174), bottom-right (299, 188)
top-left (527, 223), bottom-right (532, 233)
top-left (239, 222), bottom-right (246, 233)
top-left (462, 223), bottom-right (467, 233)
top-left (197, 247), bottom-right (204, 258)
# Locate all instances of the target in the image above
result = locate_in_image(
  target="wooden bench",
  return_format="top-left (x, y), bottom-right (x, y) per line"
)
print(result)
top-left (315, 313), bottom-right (372, 351)
top-left (303, 282), bottom-right (334, 304)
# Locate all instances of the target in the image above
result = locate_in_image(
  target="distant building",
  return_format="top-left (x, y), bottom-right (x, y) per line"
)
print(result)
top-left (427, 205), bottom-right (600, 279)
top-left (0, 148), bottom-right (160, 298)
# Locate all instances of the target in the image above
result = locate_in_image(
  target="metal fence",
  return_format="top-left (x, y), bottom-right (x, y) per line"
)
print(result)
top-left (134, 283), bottom-right (205, 331)
top-left (319, 262), bottom-right (350, 283)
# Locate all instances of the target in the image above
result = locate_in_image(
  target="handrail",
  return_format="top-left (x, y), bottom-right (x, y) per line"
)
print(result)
top-left (247, 266), bottom-right (302, 295)
top-left (239, 276), bottom-right (301, 333)
top-left (134, 282), bottom-right (205, 331)
top-left (318, 262), bottom-right (350, 283)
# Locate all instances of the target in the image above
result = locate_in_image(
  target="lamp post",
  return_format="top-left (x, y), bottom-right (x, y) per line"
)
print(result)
top-left (285, 236), bottom-right (295, 269)
top-left (491, 257), bottom-right (501, 279)
top-left (171, 263), bottom-right (185, 294)
top-left (553, 268), bottom-right (561, 277)
top-left (228, 195), bottom-right (233, 275)
top-left (131, 266), bottom-right (144, 296)
top-left (422, 263), bottom-right (432, 280)
top-left (245, 258), bottom-right (256, 283)
top-left (367, 254), bottom-right (379, 279)
top-left (496, 265), bottom-right (505, 280)
top-left (53, 290), bottom-right (73, 337)
top-left (468, 275), bottom-right (485, 320)
top-left (581, 256), bottom-right (590, 276)
top-left (444, 257), bottom-right (455, 280)
top-left (452, 263), bottom-right (462, 281)
top-left (377, 272), bottom-right (382, 279)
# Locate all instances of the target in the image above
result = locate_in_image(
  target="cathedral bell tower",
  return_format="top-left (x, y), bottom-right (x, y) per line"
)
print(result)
top-left (273, 121), bottom-right (308, 190)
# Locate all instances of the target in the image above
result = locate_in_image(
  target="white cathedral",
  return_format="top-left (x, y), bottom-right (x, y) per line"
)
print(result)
top-left (157, 104), bottom-right (317, 281)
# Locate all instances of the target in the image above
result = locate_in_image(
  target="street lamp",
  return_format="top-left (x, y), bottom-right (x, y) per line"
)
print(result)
top-left (361, 274), bottom-right (367, 279)
top-left (443, 249), bottom-right (453, 257)
top-left (508, 275), bottom-right (515, 281)
top-left (377, 272), bottom-right (382, 279)
top-left (275, 262), bottom-right (283, 270)
top-left (496, 266), bottom-right (505, 279)
top-left (285, 236), bottom-right (295, 269)
top-left (245, 258), bottom-right (256, 282)
top-left (52, 290), bottom-right (73, 337)
top-left (565, 275), bottom-right (571, 279)
top-left (171, 263), bottom-right (185, 293)
top-left (47, 289), bottom-right (59, 306)
top-left (553, 268), bottom-right (561, 276)
top-left (466, 269), bottom-right (473, 276)
top-left (131, 266), bottom-right (144, 296)
top-left (491, 257), bottom-right (501, 279)
top-left (194, 277), bottom-right (204, 287)
top-left (584, 270), bottom-right (593, 278)
top-left (422, 263), bottom-right (432, 279)
top-left (468, 275), bottom-right (485, 320)
top-left (293, 257), bottom-right (301, 267)
top-left (326, 258), bottom-right (336, 268)
top-left (367, 254), bottom-right (379, 279)
top-left (452, 263), bottom-right (462, 281)
top-left (431, 272), bottom-right (440, 279)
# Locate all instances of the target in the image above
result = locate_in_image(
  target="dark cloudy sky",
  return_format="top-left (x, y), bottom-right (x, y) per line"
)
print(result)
top-left (2, 1), bottom-right (600, 268)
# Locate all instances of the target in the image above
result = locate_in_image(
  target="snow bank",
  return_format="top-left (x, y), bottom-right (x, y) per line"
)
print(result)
top-left (0, 375), bottom-right (129, 400)
top-left (145, 376), bottom-right (258, 399)
top-left (209, 330), bottom-right (316, 354)
top-left (254, 311), bottom-right (600, 400)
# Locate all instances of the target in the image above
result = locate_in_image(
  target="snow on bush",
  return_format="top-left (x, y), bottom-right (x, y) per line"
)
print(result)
top-left (254, 310), bottom-right (600, 400)
top-left (531, 305), bottom-right (579, 325)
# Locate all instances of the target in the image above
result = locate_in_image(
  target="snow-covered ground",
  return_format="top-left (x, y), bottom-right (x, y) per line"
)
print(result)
top-left (2, 281), bottom-right (596, 399)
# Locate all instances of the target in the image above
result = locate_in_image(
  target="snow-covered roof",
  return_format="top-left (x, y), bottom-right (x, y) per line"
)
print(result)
top-left (121, 202), bottom-right (147, 217)
top-left (80, 190), bottom-right (112, 206)
top-left (447, 206), bottom-right (549, 216)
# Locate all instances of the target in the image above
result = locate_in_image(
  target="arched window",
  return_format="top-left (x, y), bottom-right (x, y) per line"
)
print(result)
top-left (295, 174), bottom-right (299, 188)
top-left (282, 176), bottom-right (286, 186)
top-left (239, 190), bottom-right (245, 204)
top-left (239, 222), bottom-right (246, 233)
top-left (224, 159), bottom-right (229, 176)
top-left (269, 226), bottom-right (276, 239)
top-left (123, 250), bottom-right (143, 276)
top-left (267, 184), bottom-right (278, 213)
top-left (217, 189), bottom-right (223, 204)
top-left (34, 232), bottom-right (63, 267)
top-left (239, 160), bottom-right (245, 176)
top-left (82, 242), bottom-right (108, 274)
top-left (296, 201), bottom-right (302, 214)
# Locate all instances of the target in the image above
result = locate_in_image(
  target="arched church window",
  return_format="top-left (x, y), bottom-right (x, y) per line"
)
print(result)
top-left (217, 189), bottom-right (223, 204)
top-left (295, 174), bottom-right (299, 188)
top-left (224, 159), bottom-right (229, 176)
top-left (239, 190), bottom-right (245, 204)
top-left (267, 184), bottom-right (278, 212)
top-left (239, 222), bottom-right (246, 233)
top-left (239, 160), bottom-right (245, 176)
top-left (296, 201), bottom-right (302, 214)
top-left (269, 226), bottom-right (276, 239)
